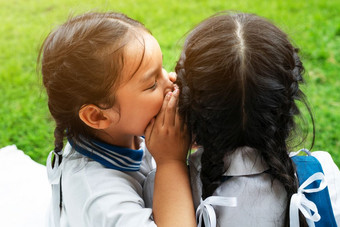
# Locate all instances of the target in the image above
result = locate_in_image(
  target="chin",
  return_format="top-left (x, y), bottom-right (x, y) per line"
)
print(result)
top-left (136, 129), bottom-right (146, 137)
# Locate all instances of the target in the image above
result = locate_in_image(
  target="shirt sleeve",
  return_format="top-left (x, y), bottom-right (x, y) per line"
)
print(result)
top-left (312, 151), bottom-right (340, 226)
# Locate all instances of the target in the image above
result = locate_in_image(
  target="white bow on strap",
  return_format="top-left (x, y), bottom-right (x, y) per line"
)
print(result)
top-left (289, 172), bottom-right (327, 227)
top-left (196, 196), bottom-right (237, 227)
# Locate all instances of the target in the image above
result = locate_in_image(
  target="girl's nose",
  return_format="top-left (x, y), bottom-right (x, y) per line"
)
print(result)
top-left (162, 68), bottom-right (176, 94)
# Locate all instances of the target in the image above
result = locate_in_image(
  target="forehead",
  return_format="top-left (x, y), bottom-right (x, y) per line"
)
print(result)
top-left (120, 31), bottom-right (162, 83)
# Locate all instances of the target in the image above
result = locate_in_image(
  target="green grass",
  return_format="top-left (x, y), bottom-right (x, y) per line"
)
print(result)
top-left (0, 0), bottom-right (339, 166)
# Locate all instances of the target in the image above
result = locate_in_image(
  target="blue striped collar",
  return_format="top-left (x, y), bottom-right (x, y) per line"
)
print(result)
top-left (67, 136), bottom-right (143, 172)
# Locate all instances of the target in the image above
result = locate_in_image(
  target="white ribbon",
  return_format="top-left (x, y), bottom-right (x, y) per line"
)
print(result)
top-left (289, 172), bottom-right (327, 227)
top-left (196, 196), bottom-right (237, 227)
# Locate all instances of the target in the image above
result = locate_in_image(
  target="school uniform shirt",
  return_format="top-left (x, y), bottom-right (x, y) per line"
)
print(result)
top-left (189, 147), bottom-right (340, 227)
top-left (47, 139), bottom-right (157, 227)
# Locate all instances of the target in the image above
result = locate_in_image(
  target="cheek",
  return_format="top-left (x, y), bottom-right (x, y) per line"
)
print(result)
top-left (150, 92), bottom-right (165, 115)
top-left (154, 95), bottom-right (164, 113)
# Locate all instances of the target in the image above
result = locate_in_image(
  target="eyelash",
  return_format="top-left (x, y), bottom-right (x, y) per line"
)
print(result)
top-left (148, 81), bottom-right (157, 90)
top-left (147, 69), bottom-right (162, 90)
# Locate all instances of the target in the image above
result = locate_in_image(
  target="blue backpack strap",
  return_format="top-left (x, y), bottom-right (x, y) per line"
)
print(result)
top-left (292, 154), bottom-right (337, 227)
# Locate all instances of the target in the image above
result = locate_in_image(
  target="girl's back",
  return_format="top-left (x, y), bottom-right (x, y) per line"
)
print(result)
top-left (176, 11), bottom-right (340, 226)
top-left (190, 147), bottom-right (287, 227)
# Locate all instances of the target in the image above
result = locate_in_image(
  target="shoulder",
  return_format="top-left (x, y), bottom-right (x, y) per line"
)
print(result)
top-left (61, 152), bottom-right (156, 226)
top-left (62, 138), bottom-right (153, 193)
top-left (62, 152), bottom-right (145, 199)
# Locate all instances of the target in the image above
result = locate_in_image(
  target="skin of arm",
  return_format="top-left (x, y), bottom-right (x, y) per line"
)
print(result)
top-left (145, 87), bottom-right (196, 227)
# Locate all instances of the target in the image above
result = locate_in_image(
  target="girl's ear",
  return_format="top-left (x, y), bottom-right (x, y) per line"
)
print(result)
top-left (79, 104), bottom-right (117, 129)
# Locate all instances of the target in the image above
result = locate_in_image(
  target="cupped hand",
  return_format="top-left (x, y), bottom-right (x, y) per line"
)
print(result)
top-left (144, 87), bottom-right (190, 165)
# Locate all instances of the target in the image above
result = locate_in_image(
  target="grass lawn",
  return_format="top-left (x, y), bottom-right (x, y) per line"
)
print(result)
top-left (0, 0), bottom-right (339, 166)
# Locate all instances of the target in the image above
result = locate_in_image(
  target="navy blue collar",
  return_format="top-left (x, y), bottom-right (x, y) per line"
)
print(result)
top-left (68, 136), bottom-right (144, 172)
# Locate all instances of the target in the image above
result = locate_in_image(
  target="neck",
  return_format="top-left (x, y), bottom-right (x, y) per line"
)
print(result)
top-left (94, 131), bottom-right (139, 150)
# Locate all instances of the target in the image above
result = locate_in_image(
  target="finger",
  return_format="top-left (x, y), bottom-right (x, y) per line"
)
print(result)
top-left (155, 91), bottom-right (172, 126)
top-left (173, 83), bottom-right (179, 91)
top-left (174, 107), bottom-right (180, 127)
top-left (144, 118), bottom-right (155, 145)
top-left (164, 87), bottom-right (179, 126)
top-left (175, 107), bottom-right (185, 132)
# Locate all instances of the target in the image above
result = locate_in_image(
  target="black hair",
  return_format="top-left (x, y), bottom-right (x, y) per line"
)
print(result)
top-left (176, 12), bottom-right (314, 226)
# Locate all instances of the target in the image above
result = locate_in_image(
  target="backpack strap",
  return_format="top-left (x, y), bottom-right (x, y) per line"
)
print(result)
top-left (291, 150), bottom-right (337, 227)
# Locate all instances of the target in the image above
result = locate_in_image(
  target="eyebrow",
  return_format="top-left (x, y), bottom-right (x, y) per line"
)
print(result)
top-left (139, 67), bottom-right (159, 84)
top-left (139, 55), bottom-right (163, 84)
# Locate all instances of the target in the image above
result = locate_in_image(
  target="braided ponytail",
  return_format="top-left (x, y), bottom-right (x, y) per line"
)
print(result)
top-left (54, 125), bottom-right (65, 153)
top-left (200, 145), bottom-right (225, 199)
top-left (51, 124), bottom-right (65, 167)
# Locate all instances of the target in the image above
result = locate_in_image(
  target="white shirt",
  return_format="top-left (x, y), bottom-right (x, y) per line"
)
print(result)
top-left (47, 141), bottom-right (157, 227)
top-left (189, 147), bottom-right (340, 227)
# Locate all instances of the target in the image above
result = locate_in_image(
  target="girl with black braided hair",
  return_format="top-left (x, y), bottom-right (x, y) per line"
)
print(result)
top-left (176, 12), bottom-right (340, 227)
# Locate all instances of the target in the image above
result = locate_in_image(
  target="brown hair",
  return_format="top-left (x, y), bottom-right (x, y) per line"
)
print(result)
top-left (176, 12), bottom-right (313, 226)
top-left (38, 12), bottom-right (148, 153)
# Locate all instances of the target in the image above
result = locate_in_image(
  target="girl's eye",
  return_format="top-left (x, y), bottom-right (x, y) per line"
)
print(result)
top-left (148, 81), bottom-right (157, 90)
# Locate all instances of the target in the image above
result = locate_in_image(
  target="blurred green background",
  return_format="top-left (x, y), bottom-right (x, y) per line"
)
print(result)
top-left (0, 0), bottom-right (339, 166)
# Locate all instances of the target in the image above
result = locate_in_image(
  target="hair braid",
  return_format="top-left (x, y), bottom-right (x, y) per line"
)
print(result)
top-left (200, 146), bottom-right (225, 199)
top-left (54, 124), bottom-right (65, 154)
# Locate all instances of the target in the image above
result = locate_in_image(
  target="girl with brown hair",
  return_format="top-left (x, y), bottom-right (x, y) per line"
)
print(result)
top-left (176, 12), bottom-right (340, 227)
top-left (39, 11), bottom-right (195, 227)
